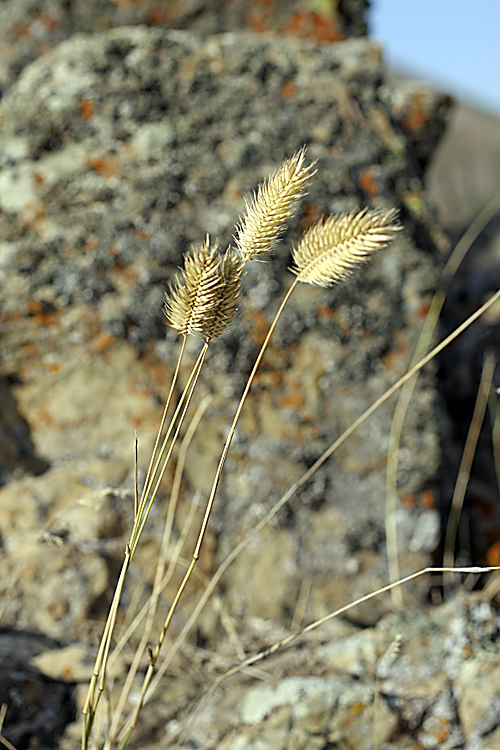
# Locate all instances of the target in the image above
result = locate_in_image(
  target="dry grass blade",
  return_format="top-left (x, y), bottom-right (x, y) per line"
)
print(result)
top-left (385, 188), bottom-right (500, 606)
top-left (145, 288), bottom-right (500, 707)
top-left (165, 237), bottom-right (223, 341)
top-left (235, 147), bottom-right (316, 262)
top-left (292, 207), bottom-right (402, 287)
top-left (175, 565), bottom-right (500, 748)
top-left (443, 350), bottom-right (496, 591)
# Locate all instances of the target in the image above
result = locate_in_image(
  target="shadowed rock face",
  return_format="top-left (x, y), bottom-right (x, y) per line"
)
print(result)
top-left (2, 3), bottom-right (497, 750)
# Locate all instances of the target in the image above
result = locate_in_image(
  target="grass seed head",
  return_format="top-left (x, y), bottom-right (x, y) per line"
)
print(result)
top-left (291, 207), bottom-right (402, 287)
top-left (235, 146), bottom-right (317, 263)
top-left (164, 238), bottom-right (243, 343)
top-left (165, 236), bottom-right (223, 340)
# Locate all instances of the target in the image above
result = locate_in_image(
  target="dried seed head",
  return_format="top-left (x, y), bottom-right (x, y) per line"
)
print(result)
top-left (204, 249), bottom-right (244, 341)
top-left (235, 147), bottom-right (316, 263)
top-left (164, 236), bottom-right (222, 340)
top-left (291, 207), bottom-right (402, 288)
top-left (165, 238), bottom-right (243, 343)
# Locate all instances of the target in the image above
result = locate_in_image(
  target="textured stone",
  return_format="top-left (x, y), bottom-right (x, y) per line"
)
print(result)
top-left (0, 14), bottom-right (458, 750)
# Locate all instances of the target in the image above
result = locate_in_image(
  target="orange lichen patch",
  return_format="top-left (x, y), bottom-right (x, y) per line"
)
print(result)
top-left (12, 20), bottom-right (33, 38)
top-left (380, 333), bottom-right (410, 372)
top-left (35, 408), bottom-right (53, 426)
top-left (348, 701), bottom-right (365, 715)
top-left (401, 92), bottom-right (430, 132)
top-left (358, 167), bottom-right (379, 197)
top-left (27, 300), bottom-right (58, 327)
top-left (47, 600), bottom-right (68, 621)
top-left (28, 300), bottom-right (43, 316)
top-left (302, 202), bottom-right (322, 231)
top-left (280, 380), bottom-right (306, 410)
top-left (316, 304), bottom-right (336, 320)
top-left (20, 202), bottom-right (45, 229)
top-left (20, 342), bottom-right (38, 358)
top-left (461, 643), bottom-right (472, 658)
top-left (433, 725), bottom-right (450, 743)
top-left (43, 361), bottom-right (60, 373)
top-left (263, 371), bottom-right (283, 387)
top-left (399, 493), bottom-right (416, 508)
top-left (91, 332), bottom-right (115, 353)
top-left (247, 310), bottom-right (270, 347)
top-left (285, 422), bottom-right (319, 445)
top-left (85, 154), bottom-right (120, 179)
top-left (486, 541), bottom-right (500, 567)
top-left (35, 311), bottom-right (57, 326)
top-left (280, 80), bottom-right (297, 98)
top-left (34, 172), bottom-right (45, 186)
top-left (80, 97), bottom-right (95, 120)
top-left (247, 12), bottom-right (269, 33)
top-left (41, 14), bottom-right (59, 31)
top-left (123, 267), bottom-right (139, 284)
top-left (417, 301), bottom-right (431, 319)
top-left (280, 12), bottom-right (343, 43)
top-left (83, 238), bottom-right (98, 253)
top-left (109, 252), bottom-right (125, 273)
top-left (148, 7), bottom-right (169, 25)
top-left (421, 489), bottom-right (436, 509)
top-left (136, 228), bottom-right (149, 242)
top-left (111, 0), bottom-right (143, 7)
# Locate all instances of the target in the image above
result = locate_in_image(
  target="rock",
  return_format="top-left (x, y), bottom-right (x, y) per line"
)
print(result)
top-left (0, 11), bottom-right (459, 750)
top-left (123, 592), bottom-right (500, 750)
top-left (0, 26), bottom-right (445, 635)
top-left (0, 630), bottom-right (76, 748)
top-left (0, 0), bottom-right (369, 93)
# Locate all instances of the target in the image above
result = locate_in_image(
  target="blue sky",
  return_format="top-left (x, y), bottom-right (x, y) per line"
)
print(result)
top-left (368, 0), bottom-right (500, 116)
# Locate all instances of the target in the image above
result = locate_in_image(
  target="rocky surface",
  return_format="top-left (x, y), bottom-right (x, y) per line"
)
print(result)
top-left (0, 2), bottom-right (499, 749)
top-left (0, 0), bottom-right (369, 94)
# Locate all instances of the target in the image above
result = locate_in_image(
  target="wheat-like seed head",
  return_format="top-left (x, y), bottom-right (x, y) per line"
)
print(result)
top-left (205, 249), bottom-right (244, 341)
top-left (234, 147), bottom-right (317, 263)
top-left (165, 238), bottom-right (243, 343)
top-left (165, 236), bottom-right (223, 340)
top-left (291, 207), bottom-right (402, 287)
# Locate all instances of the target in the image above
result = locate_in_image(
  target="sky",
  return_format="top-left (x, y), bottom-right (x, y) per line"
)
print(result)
top-left (368, 0), bottom-right (500, 116)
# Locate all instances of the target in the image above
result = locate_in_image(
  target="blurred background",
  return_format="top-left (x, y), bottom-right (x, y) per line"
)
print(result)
top-left (369, 0), bottom-right (500, 230)
top-left (369, 0), bottom-right (500, 116)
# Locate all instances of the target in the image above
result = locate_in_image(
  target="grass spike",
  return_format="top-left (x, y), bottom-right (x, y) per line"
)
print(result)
top-left (235, 146), bottom-right (316, 263)
top-left (292, 207), bottom-right (402, 287)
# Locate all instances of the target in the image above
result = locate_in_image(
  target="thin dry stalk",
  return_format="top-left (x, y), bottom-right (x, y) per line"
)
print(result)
top-left (120, 199), bottom-right (401, 743)
top-left (139, 336), bottom-right (186, 508)
top-left (0, 705), bottom-right (18, 750)
top-left (489, 390), bottom-right (500, 491)
top-left (146, 287), bottom-right (500, 703)
top-left (443, 351), bottom-right (496, 590)
top-left (175, 565), bottom-right (500, 747)
top-left (109, 490), bottom-right (201, 675)
top-left (385, 189), bottom-right (500, 605)
top-left (84, 234), bottom-right (239, 744)
top-left (107, 398), bottom-right (211, 745)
